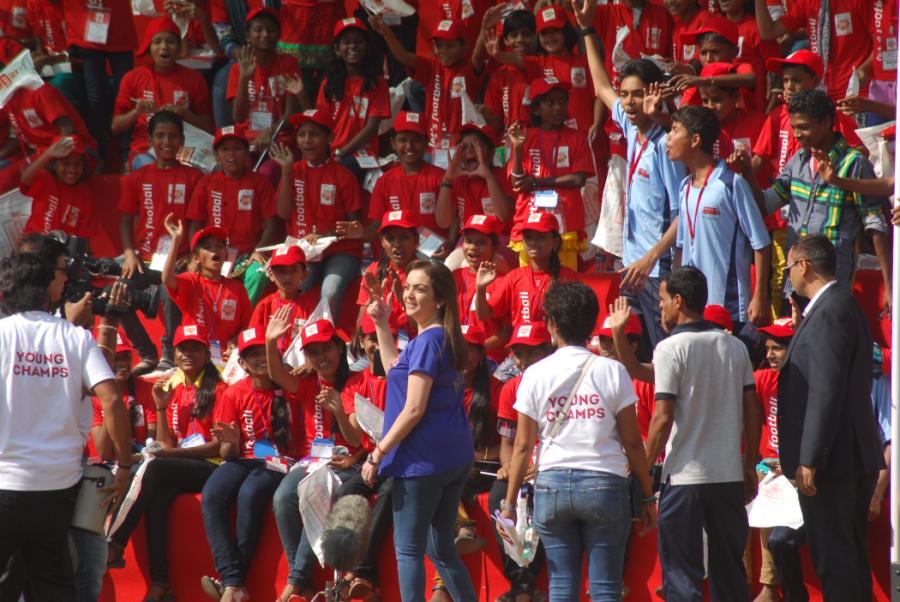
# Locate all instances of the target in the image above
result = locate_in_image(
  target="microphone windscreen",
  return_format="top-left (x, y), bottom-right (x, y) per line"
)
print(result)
top-left (321, 495), bottom-right (373, 570)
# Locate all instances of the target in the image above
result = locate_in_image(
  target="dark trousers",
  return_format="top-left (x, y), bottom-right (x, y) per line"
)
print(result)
top-left (0, 486), bottom-right (79, 602)
top-left (201, 459), bottom-right (283, 587)
top-left (353, 8), bottom-right (418, 87)
top-left (72, 48), bottom-right (133, 158)
top-left (657, 481), bottom-right (749, 602)
top-left (336, 472), bottom-right (394, 585)
top-left (488, 479), bottom-right (546, 596)
top-left (798, 471), bottom-right (876, 602)
top-left (768, 526), bottom-right (807, 602)
top-left (623, 275), bottom-right (667, 353)
top-left (111, 457), bottom-right (215, 585)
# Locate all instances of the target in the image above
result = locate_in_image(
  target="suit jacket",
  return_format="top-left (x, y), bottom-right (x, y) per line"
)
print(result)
top-left (777, 283), bottom-right (885, 478)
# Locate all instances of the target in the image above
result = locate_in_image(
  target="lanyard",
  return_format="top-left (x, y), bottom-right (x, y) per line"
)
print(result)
top-left (539, 129), bottom-right (561, 179)
top-left (684, 166), bottom-right (714, 241)
top-left (458, 269), bottom-right (476, 325)
top-left (314, 376), bottom-right (325, 439)
top-left (251, 386), bottom-right (272, 440)
top-left (627, 126), bottom-right (657, 191)
top-left (173, 385), bottom-right (203, 439)
top-left (200, 279), bottom-right (224, 341)
top-left (527, 266), bottom-right (549, 321)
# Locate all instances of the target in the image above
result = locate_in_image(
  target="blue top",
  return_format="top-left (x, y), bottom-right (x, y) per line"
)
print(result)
top-left (379, 327), bottom-right (473, 478)
top-left (612, 98), bottom-right (686, 276)
top-left (676, 161), bottom-right (770, 322)
top-left (871, 373), bottom-right (892, 447)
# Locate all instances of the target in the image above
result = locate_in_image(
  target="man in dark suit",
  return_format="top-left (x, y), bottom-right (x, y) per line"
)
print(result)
top-left (777, 235), bottom-right (886, 601)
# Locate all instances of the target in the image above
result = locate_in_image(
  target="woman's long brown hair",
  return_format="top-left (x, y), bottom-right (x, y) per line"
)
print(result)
top-left (406, 260), bottom-right (465, 371)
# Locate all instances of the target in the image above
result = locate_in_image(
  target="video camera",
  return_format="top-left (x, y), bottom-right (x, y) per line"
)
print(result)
top-left (50, 232), bottom-right (162, 319)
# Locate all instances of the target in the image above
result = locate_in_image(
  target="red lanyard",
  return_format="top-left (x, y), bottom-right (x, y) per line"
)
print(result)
top-left (251, 386), bottom-right (272, 440)
top-left (200, 279), bottom-right (224, 341)
top-left (173, 385), bottom-right (202, 439)
top-left (314, 377), bottom-right (326, 439)
top-left (539, 130), bottom-right (561, 179)
top-left (627, 126), bottom-right (657, 190)
top-left (527, 267), bottom-right (549, 321)
top-left (684, 167), bottom-right (714, 241)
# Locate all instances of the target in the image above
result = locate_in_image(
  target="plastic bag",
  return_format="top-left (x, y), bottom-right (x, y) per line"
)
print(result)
top-left (746, 472), bottom-right (804, 529)
top-left (297, 465), bottom-right (342, 566)
top-left (591, 153), bottom-right (625, 258)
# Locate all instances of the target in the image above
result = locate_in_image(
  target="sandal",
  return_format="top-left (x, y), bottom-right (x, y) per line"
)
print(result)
top-left (429, 585), bottom-right (452, 602)
top-left (349, 576), bottom-right (381, 600)
top-left (454, 524), bottom-right (486, 555)
top-left (200, 575), bottom-right (225, 600)
top-left (106, 541), bottom-right (126, 570)
top-left (143, 583), bottom-right (175, 602)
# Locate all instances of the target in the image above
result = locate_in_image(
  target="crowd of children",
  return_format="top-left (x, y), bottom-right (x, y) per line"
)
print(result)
top-left (2, 0), bottom-right (896, 600)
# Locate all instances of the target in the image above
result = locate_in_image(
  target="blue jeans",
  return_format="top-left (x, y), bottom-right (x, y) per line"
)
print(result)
top-left (201, 459), bottom-right (284, 587)
top-left (74, 48), bottom-right (133, 158)
top-left (301, 253), bottom-right (361, 322)
top-left (623, 275), bottom-right (666, 351)
top-left (212, 61), bottom-right (236, 129)
top-left (272, 465), bottom-right (359, 588)
top-left (69, 527), bottom-right (106, 602)
top-left (392, 464), bottom-right (476, 602)
top-left (532, 469), bottom-right (630, 602)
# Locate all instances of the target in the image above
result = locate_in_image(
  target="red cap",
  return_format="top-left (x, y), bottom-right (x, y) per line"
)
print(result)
top-left (529, 76), bottom-right (570, 102)
top-left (703, 304), bottom-right (733, 332)
top-left (536, 6), bottom-right (567, 32)
top-left (699, 62), bottom-right (737, 78)
top-left (246, 6), bottom-right (279, 25)
top-left (173, 324), bottom-right (210, 347)
top-left (379, 209), bottom-right (417, 232)
top-left (269, 244), bottom-right (306, 267)
top-left (765, 49), bottom-right (824, 80)
top-left (213, 125), bottom-right (249, 149)
top-left (300, 319), bottom-right (340, 347)
top-left (289, 108), bottom-right (333, 131)
top-left (461, 323), bottom-right (487, 346)
top-left (115, 331), bottom-right (134, 354)
top-left (759, 316), bottom-right (795, 339)
top-left (137, 16), bottom-right (181, 56)
top-left (507, 321), bottom-right (552, 348)
top-left (237, 327), bottom-right (266, 353)
top-left (333, 16), bottom-right (367, 39)
top-left (190, 226), bottom-right (228, 251)
top-left (431, 19), bottom-right (464, 41)
top-left (458, 122), bottom-right (498, 146)
top-left (521, 211), bottom-right (560, 234)
top-left (462, 214), bottom-right (502, 235)
top-left (595, 313), bottom-right (642, 338)
top-left (679, 15), bottom-right (739, 46)
top-left (392, 111), bottom-right (427, 136)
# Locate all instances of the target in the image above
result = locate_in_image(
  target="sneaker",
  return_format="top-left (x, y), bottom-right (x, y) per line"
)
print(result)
top-left (200, 575), bottom-right (225, 600)
top-left (131, 358), bottom-right (159, 378)
top-left (155, 357), bottom-right (175, 372)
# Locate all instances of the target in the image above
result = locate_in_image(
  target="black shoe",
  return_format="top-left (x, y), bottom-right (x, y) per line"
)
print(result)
top-left (155, 357), bottom-right (175, 372)
top-left (131, 358), bottom-right (159, 378)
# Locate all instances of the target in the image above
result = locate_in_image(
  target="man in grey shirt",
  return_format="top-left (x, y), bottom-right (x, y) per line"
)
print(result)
top-left (646, 266), bottom-right (762, 602)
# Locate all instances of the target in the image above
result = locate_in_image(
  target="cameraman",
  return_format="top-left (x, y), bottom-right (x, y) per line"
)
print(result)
top-left (0, 250), bottom-right (133, 600)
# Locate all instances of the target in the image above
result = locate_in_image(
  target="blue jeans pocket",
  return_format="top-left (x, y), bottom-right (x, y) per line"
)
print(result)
top-left (533, 482), bottom-right (557, 528)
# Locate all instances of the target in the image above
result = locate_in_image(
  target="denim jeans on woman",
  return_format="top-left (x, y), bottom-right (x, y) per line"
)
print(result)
top-left (533, 469), bottom-right (630, 602)
top-left (392, 463), bottom-right (476, 602)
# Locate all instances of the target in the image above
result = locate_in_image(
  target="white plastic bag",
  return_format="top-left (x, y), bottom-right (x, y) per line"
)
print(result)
top-left (283, 296), bottom-right (334, 368)
top-left (297, 465), bottom-right (342, 566)
top-left (746, 472), bottom-right (804, 529)
top-left (591, 153), bottom-right (625, 258)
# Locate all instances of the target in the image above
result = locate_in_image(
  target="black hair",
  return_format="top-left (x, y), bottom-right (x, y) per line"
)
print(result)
top-left (672, 105), bottom-right (720, 154)
top-left (791, 234), bottom-right (837, 277)
top-left (459, 128), bottom-right (495, 151)
top-left (192, 358), bottom-right (223, 420)
top-left (619, 58), bottom-right (665, 86)
top-left (376, 226), bottom-right (419, 282)
top-left (542, 281), bottom-right (599, 345)
top-left (248, 11), bottom-right (280, 32)
top-left (461, 229), bottom-right (500, 251)
top-left (787, 89), bottom-right (835, 123)
top-left (0, 253), bottom-right (54, 314)
top-left (323, 26), bottom-right (380, 104)
top-left (697, 32), bottom-right (736, 48)
top-left (662, 266), bottom-right (708, 314)
top-left (16, 232), bottom-right (67, 266)
top-left (466, 344), bottom-right (494, 448)
top-left (271, 389), bottom-right (292, 453)
top-left (548, 232), bottom-right (562, 281)
top-left (529, 88), bottom-right (569, 126)
top-left (148, 110), bottom-right (184, 137)
top-left (763, 333), bottom-right (792, 347)
top-left (539, 21), bottom-right (577, 54)
top-left (782, 63), bottom-right (819, 80)
top-left (503, 9), bottom-right (536, 37)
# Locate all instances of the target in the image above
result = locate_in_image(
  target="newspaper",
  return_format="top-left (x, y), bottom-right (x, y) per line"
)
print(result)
top-left (491, 491), bottom-right (539, 568)
top-left (854, 121), bottom-right (895, 179)
top-left (354, 393), bottom-right (384, 443)
top-left (297, 465), bottom-right (341, 565)
top-left (592, 153), bottom-right (625, 257)
top-left (0, 188), bottom-right (32, 259)
top-left (221, 349), bottom-right (247, 384)
top-left (746, 472), bottom-right (804, 529)
top-left (299, 236), bottom-right (337, 263)
top-left (106, 447), bottom-right (156, 538)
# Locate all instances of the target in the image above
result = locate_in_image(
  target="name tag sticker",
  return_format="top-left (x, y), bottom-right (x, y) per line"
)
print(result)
top-left (534, 190), bottom-right (559, 208)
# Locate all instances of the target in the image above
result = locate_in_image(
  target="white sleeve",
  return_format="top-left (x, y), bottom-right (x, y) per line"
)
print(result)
top-left (512, 365), bottom-right (540, 422)
top-left (611, 362), bottom-right (638, 414)
top-left (80, 332), bottom-right (115, 391)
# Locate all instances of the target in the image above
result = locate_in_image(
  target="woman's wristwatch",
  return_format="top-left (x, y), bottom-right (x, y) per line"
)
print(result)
top-left (366, 453), bottom-right (380, 466)
top-left (641, 494), bottom-right (657, 505)
top-left (499, 500), bottom-right (514, 512)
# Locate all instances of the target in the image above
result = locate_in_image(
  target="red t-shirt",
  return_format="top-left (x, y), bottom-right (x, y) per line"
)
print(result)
top-left (64, 0), bottom-right (137, 52)
top-left (594, 2), bottom-right (674, 80)
top-left (226, 54), bottom-right (301, 137)
top-left (26, 0), bottom-right (67, 53)
top-left (21, 171), bottom-right (95, 237)
top-left (871, 0), bottom-right (898, 82)
top-left (249, 291), bottom-right (316, 354)
top-left (119, 162), bottom-right (204, 260)
top-left (463, 376), bottom-right (503, 446)
top-left (291, 373), bottom-right (360, 455)
top-left (114, 65), bottom-right (211, 158)
top-left (213, 376), bottom-right (305, 459)
top-left (451, 169), bottom-right (513, 230)
top-left (754, 368), bottom-right (779, 459)
top-left (778, 0), bottom-right (873, 100)
top-left (487, 265), bottom-right (579, 328)
top-left (168, 272), bottom-right (252, 345)
top-left (733, 13), bottom-right (781, 64)
top-left (368, 163), bottom-right (447, 236)
top-left (496, 374), bottom-right (520, 423)
top-left (356, 262), bottom-right (409, 333)
top-left (681, 61), bottom-right (759, 112)
top-left (341, 368), bottom-right (387, 452)
top-left (483, 63), bottom-right (529, 131)
top-left (509, 126), bottom-right (594, 239)
top-left (410, 55), bottom-right (483, 155)
top-left (421, 0), bottom-right (492, 51)
top-left (91, 391), bottom-right (153, 447)
top-left (315, 75), bottom-right (391, 157)
top-left (633, 379), bottom-right (656, 440)
top-left (672, 8), bottom-right (713, 63)
top-left (0, 0), bottom-right (30, 39)
top-left (187, 170), bottom-right (278, 254)
top-left (523, 54), bottom-right (596, 132)
top-left (453, 267), bottom-right (505, 362)
top-left (6, 84), bottom-right (93, 154)
top-left (284, 159), bottom-right (363, 257)
top-left (163, 379), bottom-right (228, 443)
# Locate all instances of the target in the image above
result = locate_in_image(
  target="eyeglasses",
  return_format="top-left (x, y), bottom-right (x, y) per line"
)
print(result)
top-left (785, 258), bottom-right (806, 272)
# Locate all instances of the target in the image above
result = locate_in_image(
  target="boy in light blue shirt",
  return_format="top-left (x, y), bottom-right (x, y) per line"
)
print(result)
top-left (667, 106), bottom-right (771, 327)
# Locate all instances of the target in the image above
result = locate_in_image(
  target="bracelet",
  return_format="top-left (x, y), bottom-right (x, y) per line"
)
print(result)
top-left (499, 500), bottom-right (514, 512)
top-left (118, 464), bottom-right (132, 470)
top-left (577, 26), bottom-right (596, 36)
top-left (97, 344), bottom-right (115, 355)
top-left (366, 453), bottom-right (380, 466)
top-left (155, 406), bottom-right (168, 411)
top-left (641, 494), bottom-right (657, 505)
top-left (97, 324), bottom-right (118, 332)
top-left (440, 180), bottom-right (453, 188)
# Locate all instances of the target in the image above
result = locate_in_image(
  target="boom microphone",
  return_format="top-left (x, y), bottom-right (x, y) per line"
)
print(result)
top-left (321, 495), bottom-right (373, 571)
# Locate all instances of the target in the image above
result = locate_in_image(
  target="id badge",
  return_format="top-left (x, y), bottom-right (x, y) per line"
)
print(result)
top-left (884, 38), bottom-right (898, 70)
top-left (11, 7), bottom-right (26, 29)
top-left (220, 246), bottom-right (238, 277)
top-left (397, 328), bottom-right (410, 350)
top-left (180, 433), bottom-right (206, 448)
top-left (460, 0), bottom-right (474, 19)
top-left (250, 110), bottom-right (273, 132)
top-left (209, 338), bottom-right (224, 367)
top-left (382, 10), bottom-right (401, 25)
top-left (85, 8), bottom-right (111, 45)
top-left (355, 150), bottom-right (379, 169)
top-left (534, 190), bottom-right (559, 208)
top-left (311, 437), bottom-right (334, 459)
top-left (149, 235), bottom-right (173, 272)
top-left (253, 437), bottom-right (277, 459)
top-left (433, 149), bottom-right (450, 169)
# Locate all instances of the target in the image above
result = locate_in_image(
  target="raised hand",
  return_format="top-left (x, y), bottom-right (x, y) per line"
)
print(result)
top-left (269, 142), bottom-right (295, 170)
top-left (472, 140), bottom-right (494, 179)
top-left (283, 73), bottom-right (303, 97)
top-left (567, 0), bottom-right (595, 28)
top-left (152, 376), bottom-right (174, 405)
top-left (481, 4), bottom-right (505, 33)
top-left (315, 386), bottom-right (343, 415)
top-left (484, 34), bottom-right (500, 58)
top-left (608, 297), bottom-right (633, 331)
top-left (46, 135), bottom-right (75, 158)
top-left (237, 45), bottom-right (256, 79)
top-left (811, 148), bottom-right (836, 184)
top-left (363, 270), bottom-right (384, 300)
top-left (266, 304), bottom-right (293, 341)
top-left (367, 13), bottom-right (391, 37)
top-left (642, 81), bottom-right (670, 117)
top-left (726, 147), bottom-right (753, 180)
top-left (133, 98), bottom-right (157, 115)
top-left (507, 122), bottom-right (526, 149)
top-left (476, 260), bottom-right (498, 288)
top-left (164, 213), bottom-right (185, 241)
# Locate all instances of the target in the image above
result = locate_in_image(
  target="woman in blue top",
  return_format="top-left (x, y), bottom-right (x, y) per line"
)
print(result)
top-left (361, 259), bottom-right (477, 602)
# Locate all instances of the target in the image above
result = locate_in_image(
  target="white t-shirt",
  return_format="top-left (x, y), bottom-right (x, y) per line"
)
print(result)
top-left (514, 346), bottom-right (637, 477)
top-left (0, 311), bottom-right (114, 491)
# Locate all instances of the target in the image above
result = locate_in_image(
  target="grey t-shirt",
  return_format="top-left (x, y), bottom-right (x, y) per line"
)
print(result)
top-left (653, 321), bottom-right (755, 485)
